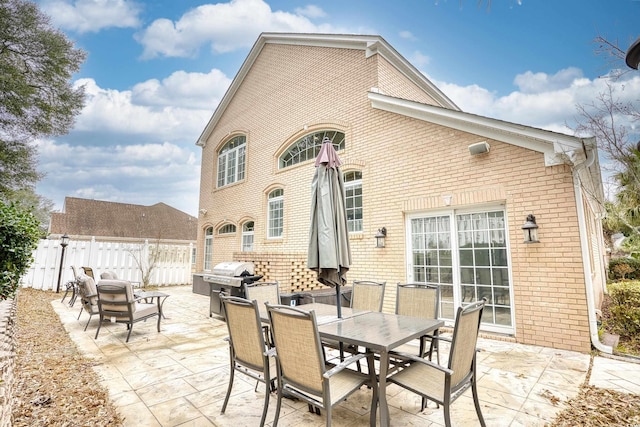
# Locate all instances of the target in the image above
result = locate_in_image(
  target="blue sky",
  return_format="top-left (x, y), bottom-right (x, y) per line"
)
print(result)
top-left (33, 0), bottom-right (640, 217)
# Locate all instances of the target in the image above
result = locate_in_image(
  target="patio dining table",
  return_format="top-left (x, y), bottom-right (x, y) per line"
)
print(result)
top-left (318, 311), bottom-right (444, 427)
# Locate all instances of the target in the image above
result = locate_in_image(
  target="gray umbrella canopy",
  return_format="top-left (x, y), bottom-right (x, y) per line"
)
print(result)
top-left (308, 137), bottom-right (351, 317)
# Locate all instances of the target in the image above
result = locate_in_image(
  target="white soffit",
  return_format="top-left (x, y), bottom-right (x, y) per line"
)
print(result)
top-left (369, 92), bottom-right (587, 167)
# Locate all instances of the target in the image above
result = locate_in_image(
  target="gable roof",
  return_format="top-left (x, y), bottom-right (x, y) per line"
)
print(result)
top-left (49, 197), bottom-right (197, 241)
top-left (196, 32), bottom-right (459, 146)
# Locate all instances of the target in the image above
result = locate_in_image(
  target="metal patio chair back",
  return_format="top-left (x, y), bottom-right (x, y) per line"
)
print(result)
top-left (388, 299), bottom-right (487, 427)
top-left (76, 273), bottom-right (99, 331)
top-left (395, 283), bottom-right (441, 362)
top-left (266, 303), bottom-right (378, 427)
top-left (220, 296), bottom-right (276, 427)
top-left (351, 280), bottom-right (386, 312)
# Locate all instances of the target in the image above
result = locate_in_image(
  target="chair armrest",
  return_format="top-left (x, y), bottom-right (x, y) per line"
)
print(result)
top-left (389, 350), bottom-right (453, 375)
top-left (323, 352), bottom-right (370, 379)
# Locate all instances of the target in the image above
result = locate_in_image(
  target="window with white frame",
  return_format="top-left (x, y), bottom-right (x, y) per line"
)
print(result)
top-left (204, 227), bottom-right (213, 270)
top-left (242, 221), bottom-right (254, 251)
top-left (279, 130), bottom-right (345, 169)
top-left (344, 171), bottom-right (362, 232)
top-left (267, 189), bottom-right (284, 238)
top-left (217, 135), bottom-right (246, 188)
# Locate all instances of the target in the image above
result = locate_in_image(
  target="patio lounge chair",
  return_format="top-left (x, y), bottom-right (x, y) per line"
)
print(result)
top-left (220, 296), bottom-right (277, 427)
top-left (266, 303), bottom-right (378, 427)
top-left (94, 279), bottom-right (160, 342)
top-left (61, 265), bottom-right (81, 306)
top-left (387, 299), bottom-right (487, 426)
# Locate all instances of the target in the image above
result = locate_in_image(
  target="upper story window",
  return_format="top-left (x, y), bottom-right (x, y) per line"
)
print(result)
top-left (344, 171), bottom-right (363, 232)
top-left (268, 189), bottom-right (284, 238)
top-left (217, 135), bottom-right (246, 188)
top-left (204, 227), bottom-right (213, 271)
top-left (279, 130), bottom-right (345, 169)
top-left (218, 224), bottom-right (236, 234)
top-left (242, 221), bottom-right (254, 252)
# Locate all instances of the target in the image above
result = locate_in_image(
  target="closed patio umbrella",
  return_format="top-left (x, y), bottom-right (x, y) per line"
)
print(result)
top-left (308, 137), bottom-right (351, 318)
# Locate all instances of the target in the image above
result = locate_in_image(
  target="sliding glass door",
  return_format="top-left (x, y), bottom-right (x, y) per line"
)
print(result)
top-left (408, 209), bottom-right (513, 333)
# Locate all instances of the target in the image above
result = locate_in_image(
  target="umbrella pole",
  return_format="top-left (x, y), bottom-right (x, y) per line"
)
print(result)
top-left (336, 284), bottom-right (342, 318)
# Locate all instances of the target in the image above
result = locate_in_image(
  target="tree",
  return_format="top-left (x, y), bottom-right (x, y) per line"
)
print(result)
top-left (0, 0), bottom-right (86, 197)
top-left (0, 201), bottom-right (40, 299)
top-left (126, 239), bottom-right (163, 288)
top-left (575, 36), bottom-right (640, 256)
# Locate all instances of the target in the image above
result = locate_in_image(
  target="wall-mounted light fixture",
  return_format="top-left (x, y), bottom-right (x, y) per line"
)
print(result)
top-left (521, 214), bottom-right (539, 244)
top-left (199, 208), bottom-right (207, 215)
top-left (375, 227), bottom-right (387, 248)
top-left (468, 141), bottom-right (490, 155)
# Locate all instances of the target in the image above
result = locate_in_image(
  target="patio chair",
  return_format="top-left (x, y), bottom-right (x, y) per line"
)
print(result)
top-left (61, 266), bottom-right (81, 306)
top-left (94, 279), bottom-right (160, 343)
top-left (351, 280), bottom-right (386, 311)
top-left (76, 273), bottom-right (100, 331)
top-left (394, 283), bottom-right (441, 363)
top-left (387, 299), bottom-right (487, 426)
top-left (81, 266), bottom-right (95, 279)
top-left (266, 303), bottom-right (378, 427)
top-left (324, 279), bottom-right (386, 369)
top-left (244, 281), bottom-right (280, 345)
top-left (220, 296), bottom-right (277, 427)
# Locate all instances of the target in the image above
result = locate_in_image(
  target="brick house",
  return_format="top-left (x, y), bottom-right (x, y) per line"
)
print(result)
top-left (194, 33), bottom-right (607, 353)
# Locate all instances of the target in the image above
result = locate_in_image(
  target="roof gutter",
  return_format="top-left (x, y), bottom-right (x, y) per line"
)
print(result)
top-left (572, 140), bottom-right (612, 354)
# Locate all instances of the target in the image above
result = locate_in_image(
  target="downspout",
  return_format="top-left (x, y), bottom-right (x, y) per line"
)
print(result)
top-left (572, 142), bottom-right (612, 354)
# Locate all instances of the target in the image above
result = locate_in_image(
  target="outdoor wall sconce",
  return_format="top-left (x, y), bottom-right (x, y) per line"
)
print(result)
top-left (521, 214), bottom-right (539, 244)
top-left (56, 234), bottom-right (70, 293)
top-left (375, 227), bottom-right (387, 248)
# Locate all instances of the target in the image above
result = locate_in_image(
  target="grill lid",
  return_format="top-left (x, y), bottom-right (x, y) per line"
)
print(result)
top-left (212, 261), bottom-right (255, 277)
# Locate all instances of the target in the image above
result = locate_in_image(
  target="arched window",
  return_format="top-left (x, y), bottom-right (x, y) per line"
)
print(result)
top-left (218, 224), bottom-right (236, 234)
top-left (217, 135), bottom-right (246, 188)
top-left (344, 171), bottom-right (363, 232)
top-left (204, 227), bottom-right (213, 270)
top-left (267, 189), bottom-right (284, 238)
top-left (242, 221), bottom-right (254, 252)
top-left (279, 130), bottom-right (345, 169)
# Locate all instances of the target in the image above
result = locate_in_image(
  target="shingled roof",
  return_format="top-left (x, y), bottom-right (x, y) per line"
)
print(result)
top-left (49, 197), bottom-right (197, 241)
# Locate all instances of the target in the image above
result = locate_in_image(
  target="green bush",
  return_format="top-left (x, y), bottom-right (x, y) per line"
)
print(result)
top-left (608, 257), bottom-right (640, 281)
top-left (0, 201), bottom-right (40, 299)
top-left (608, 281), bottom-right (640, 336)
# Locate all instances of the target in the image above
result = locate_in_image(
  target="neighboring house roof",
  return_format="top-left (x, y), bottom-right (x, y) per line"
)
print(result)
top-left (196, 32), bottom-right (459, 146)
top-left (49, 197), bottom-right (197, 241)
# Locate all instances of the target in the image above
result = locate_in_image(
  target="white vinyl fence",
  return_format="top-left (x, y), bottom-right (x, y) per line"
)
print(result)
top-left (20, 237), bottom-right (195, 291)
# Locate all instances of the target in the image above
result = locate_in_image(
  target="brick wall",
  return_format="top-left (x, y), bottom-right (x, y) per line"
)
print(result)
top-left (194, 41), bottom-right (599, 353)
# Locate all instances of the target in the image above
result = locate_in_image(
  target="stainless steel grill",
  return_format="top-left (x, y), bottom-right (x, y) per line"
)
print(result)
top-left (205, 261), bottom-right (263, 316)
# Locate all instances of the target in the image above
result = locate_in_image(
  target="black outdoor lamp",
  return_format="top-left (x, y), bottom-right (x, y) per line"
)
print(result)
top-left (375, 227), bottom-right (387, 248)
top-left (521, 214), bottom-right (539, 244)
top-left (55, 234), bottom-right (70, 293)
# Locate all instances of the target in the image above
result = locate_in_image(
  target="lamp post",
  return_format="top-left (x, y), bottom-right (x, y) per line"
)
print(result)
top-left (55, 234), bottom-right (70, 293)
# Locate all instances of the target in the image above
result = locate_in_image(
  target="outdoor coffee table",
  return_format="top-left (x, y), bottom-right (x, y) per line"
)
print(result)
top-left (318, 311), bottom-right (444, 427)
top-left (135, 290), bottom-right (170, 318)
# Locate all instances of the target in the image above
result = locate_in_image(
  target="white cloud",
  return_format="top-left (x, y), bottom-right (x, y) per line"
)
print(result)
top-left (399, 30), bottom-right (416, 40)
top-left (40, 0), bottom-right (142, 33)
top-left (434, 68), bottom-right (640, 136)
top-left (135, 0), bottom-right (339, 59)
top-left (131, 69), bottom-right (232, 109)
top-left (409, 50), bottom-right (430, 68)
top-left (73, 77), bottom-right (214, 142)
top-left (295, 5), bottom-right (326, 18)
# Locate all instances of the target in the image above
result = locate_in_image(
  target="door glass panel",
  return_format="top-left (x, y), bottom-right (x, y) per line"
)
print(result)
top-left (410, 210), bottom-right (512, 331)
